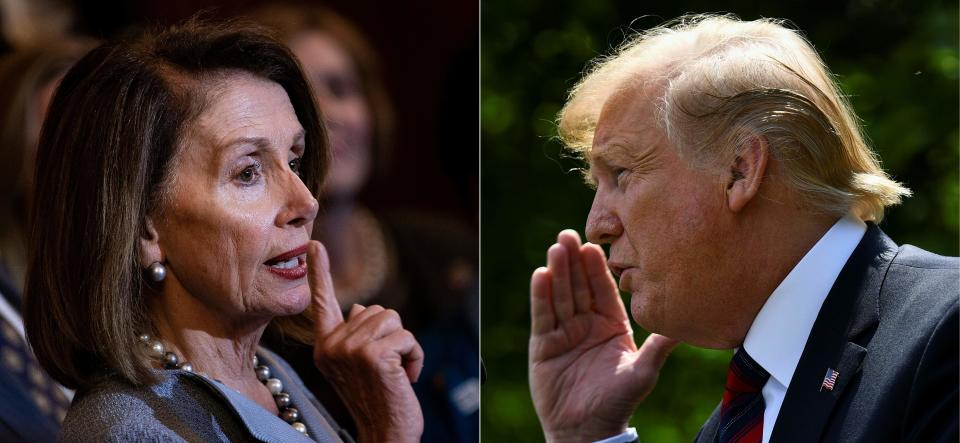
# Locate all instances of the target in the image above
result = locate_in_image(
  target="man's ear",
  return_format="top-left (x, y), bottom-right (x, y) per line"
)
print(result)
top-left (726, 135), bottom-right (769, 213)
top-left (139, 216), bottom-right (163, 268)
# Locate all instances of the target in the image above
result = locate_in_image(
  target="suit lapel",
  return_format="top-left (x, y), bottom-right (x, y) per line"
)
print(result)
top-left (694, 403), bottom-right (721, 443)
top-left (769, 224), bottom-right (897, 442)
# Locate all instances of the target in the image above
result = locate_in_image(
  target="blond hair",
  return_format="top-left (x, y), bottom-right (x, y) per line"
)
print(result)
top-left (558, 14), bottom-right (910, 221)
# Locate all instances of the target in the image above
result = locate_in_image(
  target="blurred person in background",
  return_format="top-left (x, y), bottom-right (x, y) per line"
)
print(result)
top-left (0, 39), bottom-right (92, 441)
top-left (250, 4), bottom-right (479, 442)
top-left (25, 19), bottom-right (424, 442)
top-left (0, 40), bottom-right (93, 298)
top-left (0, 0), bottom-right (72, 52)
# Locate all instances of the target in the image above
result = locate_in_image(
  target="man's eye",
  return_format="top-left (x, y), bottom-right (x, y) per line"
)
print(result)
top-left (289, 158), bottom-right (302, 176)
top-left (614, 168), bottom-right (629, 186)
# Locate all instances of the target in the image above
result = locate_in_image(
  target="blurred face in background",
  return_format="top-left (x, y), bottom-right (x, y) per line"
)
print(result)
top-left (289, 31), bottom-right (373, 198)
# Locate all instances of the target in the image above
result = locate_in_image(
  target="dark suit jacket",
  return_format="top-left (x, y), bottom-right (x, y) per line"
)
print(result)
top-left (696, 224), bottom-right (958, 442)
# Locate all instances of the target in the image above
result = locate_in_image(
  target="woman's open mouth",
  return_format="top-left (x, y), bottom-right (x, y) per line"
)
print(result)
top-left (264, 245), bottom-right (308, 280)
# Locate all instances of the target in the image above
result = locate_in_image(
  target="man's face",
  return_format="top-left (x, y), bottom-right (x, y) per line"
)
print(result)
top-left (584, 86), bottom-right (748, 348)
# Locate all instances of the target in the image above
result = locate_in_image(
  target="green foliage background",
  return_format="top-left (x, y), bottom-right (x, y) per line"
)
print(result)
top-left (480, 0), bottom-right (958, 441)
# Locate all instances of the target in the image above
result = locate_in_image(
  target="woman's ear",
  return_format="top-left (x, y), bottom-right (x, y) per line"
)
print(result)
top-left (726, 135), bottom-right (769, 213)
top-left (139, 216), bottom-right (163, 267)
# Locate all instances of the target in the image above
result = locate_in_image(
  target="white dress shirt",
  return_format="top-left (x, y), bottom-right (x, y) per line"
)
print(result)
top-left (743, 213), bottom-right (865, 443)
top-left (595, 213), bottom-right (866, 443)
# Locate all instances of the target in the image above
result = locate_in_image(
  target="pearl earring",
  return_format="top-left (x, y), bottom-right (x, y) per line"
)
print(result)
top-left (147, 262), bottom-right (167, 282)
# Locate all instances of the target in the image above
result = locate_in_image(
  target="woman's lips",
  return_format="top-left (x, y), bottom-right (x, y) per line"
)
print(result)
top-left (265, 256), bottom-right (307, 280)
top-left (264, 244), bottom-right (309, 280)
top-left (266, 244), bottom-right (309, 263)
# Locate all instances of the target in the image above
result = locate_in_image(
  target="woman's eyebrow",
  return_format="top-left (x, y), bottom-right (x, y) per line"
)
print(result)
top-left (216, 127), bottom-right (306, 163)
top-left (291, 129), bottom-right (305, 145)
top-left (222, 136), bottom-right (271, 152)
top-left (224, 129), bottom-right (306, 149)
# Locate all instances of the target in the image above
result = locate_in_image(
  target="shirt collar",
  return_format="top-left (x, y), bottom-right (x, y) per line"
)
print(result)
top-left (742, 213), bottom-right (867, 387)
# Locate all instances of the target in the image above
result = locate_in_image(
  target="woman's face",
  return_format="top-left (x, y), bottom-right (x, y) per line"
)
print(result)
top-left (153, 73), bottom-right (319, 321)
top-left (289, 31), bottom-right (373, 198)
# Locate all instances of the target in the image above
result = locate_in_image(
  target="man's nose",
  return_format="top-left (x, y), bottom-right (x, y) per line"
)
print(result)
top-left (585, 194), bottom-right (623, 245)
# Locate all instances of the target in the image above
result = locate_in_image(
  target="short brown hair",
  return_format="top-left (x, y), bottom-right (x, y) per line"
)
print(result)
top-left (24, 18), bottom-right (328, 390)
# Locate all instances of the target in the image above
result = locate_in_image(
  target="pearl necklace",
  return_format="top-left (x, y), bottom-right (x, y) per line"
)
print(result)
top-left (137, 334), bottom-right (309, 435)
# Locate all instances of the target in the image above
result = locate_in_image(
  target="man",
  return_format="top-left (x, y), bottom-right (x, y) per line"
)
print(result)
top-left (529, 15), bottom-right (958, 443)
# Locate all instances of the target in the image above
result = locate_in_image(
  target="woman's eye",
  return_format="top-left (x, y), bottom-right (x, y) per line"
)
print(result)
top-left (236, 164), bottom-right (261, 185)
top-left (289, 157), bottom-right (302, 176)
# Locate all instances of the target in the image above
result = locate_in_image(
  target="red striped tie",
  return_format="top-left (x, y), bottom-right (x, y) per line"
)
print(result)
top-left (718, 349), bottom-right (770, 443)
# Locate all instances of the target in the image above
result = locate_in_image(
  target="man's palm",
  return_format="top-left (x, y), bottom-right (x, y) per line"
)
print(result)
top-left (528, 231), bottom-right (678, 442)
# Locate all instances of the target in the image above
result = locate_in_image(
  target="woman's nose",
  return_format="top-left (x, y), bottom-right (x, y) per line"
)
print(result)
top-left (585, 196), bottom-right (623, 245)
top-left (276, 170), bottom-right (319, 228)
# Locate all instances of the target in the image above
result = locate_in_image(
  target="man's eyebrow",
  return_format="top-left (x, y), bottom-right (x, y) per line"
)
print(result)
top-left (589, 143), bottom-right (630, 165)
top-left (584, 147), bottom-right (610, 187)
top-left (587, 154), bottom-right (608, 174)
top-left (588, 142), bottom-right (659, 181)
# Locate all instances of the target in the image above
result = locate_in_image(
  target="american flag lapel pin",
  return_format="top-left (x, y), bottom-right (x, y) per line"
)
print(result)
top-left (820, 368), bottom-right (839, 392)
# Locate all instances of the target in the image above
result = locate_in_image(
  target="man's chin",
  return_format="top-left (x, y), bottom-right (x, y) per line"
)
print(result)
top-left (628, 292), bottom-right (663, 334)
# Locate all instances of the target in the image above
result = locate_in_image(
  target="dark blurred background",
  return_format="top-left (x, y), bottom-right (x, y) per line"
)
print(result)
top-left (481, 0), bottom-right (957, 441)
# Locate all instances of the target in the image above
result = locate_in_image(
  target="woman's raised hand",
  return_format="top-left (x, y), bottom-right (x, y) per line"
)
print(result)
top-left (308, 240), bottom-right (424, 443)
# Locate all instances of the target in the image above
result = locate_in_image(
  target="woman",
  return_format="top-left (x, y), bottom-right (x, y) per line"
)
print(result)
top-left (23, 19), bottom-right (423, 442)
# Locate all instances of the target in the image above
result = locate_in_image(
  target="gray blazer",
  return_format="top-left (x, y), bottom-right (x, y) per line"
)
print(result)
top-left (57, 346), bottom-right (355, 443)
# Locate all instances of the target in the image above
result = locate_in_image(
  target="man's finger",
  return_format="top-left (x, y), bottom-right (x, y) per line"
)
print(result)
top-left (547, 243), bottom-right (575, 321)
top-left (558, 230), bottom-right (591, 314)
top-left (581, 243), bottom-right (626, 320)
top-left (531, 267), bottom-right (555, 334)
top-left (309, 240), bottom-right (343, 337)
top-left (635, 333), bottom-right (680, 375)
